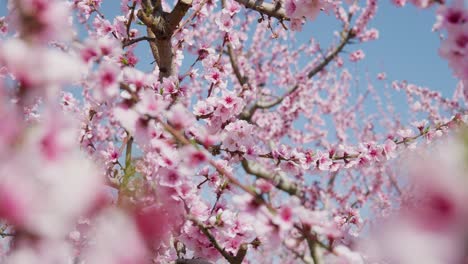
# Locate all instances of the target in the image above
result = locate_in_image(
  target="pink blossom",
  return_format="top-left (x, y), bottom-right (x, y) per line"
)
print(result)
top-left (161, 76), bottom-right (179, 94)
top-left (359, 28), bottom-right (379, 42)
top-left (285, 0), bottom-right (297, 18)
top-left (123, 68), bottom-right (156, 90)
top-left (0, 183), bottom-right (30, 226)
top-left (135, 89), bottom-right (168, 117)
top-left (437, 2), bottom-right (468, 82)
top-left (83, 209), bottom-right (148, 264)
top-left (349, 50), bottom-right (366, 62)
top-left (0, 115), bottom-right (102, 238)
top-left (184, 146), bottom-right (207, 167)
top-left (333, 245), bottom-right (364, 264)
top-left (392, 0), bottom-right (407, 7)
top-left (272, 205), bottom-right (295, 231)
top-left (411, 119), bottom-right (428, 131)
top-left (397, 128), bottom-right (414, 138)
top-left (353, 0), bottom-right (378, 35)
top-left (285, 0), bottom-right (322, 21)
top-left (222, 120), bottom-right (255, 152)
top-left (256, 179), bottom-right (274, 193)
top-left (93, 16), bottom-right (115, 36)
top-left (216, 11), bottom-right (233, 32)
top-left (94, 61), bottom-right (121, 101)
top-left (159, 167), bottom-right (183, 187)
top-left (12, 0), bottom-right (74, 43)
top-left (0, 16), bottom-right (7, 35)
top-left (233, 194), bottom-right (264, 215)
top-left (101, 142), bottom-right (120, 164)
top-left (377, 72), bottom-right (387, 80)
top-left (224, 0), bottom-right (241, 15)
top-left (167, 103), bottom-right (195, 130)
top-left (409, 0), bottom-right (432, 8)
top-left (133, 204), bottom-right (180, 249)
top-left (383, 139), bottom-right (397, 160)
top-left (0, 39), bottom-right (84, 94)
top-left (317, 152), bottom-right (332, 171)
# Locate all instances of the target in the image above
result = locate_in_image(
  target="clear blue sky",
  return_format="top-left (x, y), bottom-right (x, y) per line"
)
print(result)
top-left (305, 3), bottom-right (458, 95)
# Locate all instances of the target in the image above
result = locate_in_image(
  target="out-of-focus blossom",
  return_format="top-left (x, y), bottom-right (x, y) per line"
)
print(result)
top-left (0, 39), bottom-right (84, 98)
top-left (349, 50), bottom-right (365, 62)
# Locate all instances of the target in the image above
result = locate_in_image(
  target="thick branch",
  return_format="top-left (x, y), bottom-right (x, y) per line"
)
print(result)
top-left (143, 0), bottom-right (154, 9)
top-left (154, 35), bottom-right (174, 78)
top-left (234, 0), bottom-right (287, 20)
top-left (233, 244), bottom-right (249, 263)
top-left (138, 0), bottom-right (192, 79)
top-left (167, 0), bottom-right (193, 33)
top-left (241, 159), bottom-right (301, 196)
top-left (136, 9), bottom-right (161, 65)
top-left (151, 0), bottom-right (162, 11)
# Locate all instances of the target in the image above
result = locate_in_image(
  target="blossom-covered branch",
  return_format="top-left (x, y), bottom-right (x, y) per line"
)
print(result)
top-left (242, 28), bottom-right (355, 120)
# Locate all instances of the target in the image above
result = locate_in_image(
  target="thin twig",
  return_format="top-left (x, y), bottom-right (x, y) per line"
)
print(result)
top-left (126, 1), bottom-right (138, 38)
top-left (122, 36), bottom-right (156, 48)
top-left (0, 232), bottom-right (15, 237)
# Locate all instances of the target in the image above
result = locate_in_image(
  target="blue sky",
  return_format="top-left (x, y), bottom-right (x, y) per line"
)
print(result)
top-left (306, 3), bottom-right (458, 95)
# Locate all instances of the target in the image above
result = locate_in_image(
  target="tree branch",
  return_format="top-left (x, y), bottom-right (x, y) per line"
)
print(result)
top-left (221, 0), bottom-right (250, 92)
top-left (153, 116), bottom-right (275, 212)
top-left (284, 242), bottom-right (313, 264)
top-left (125, 1), bottom-right (138, 38)
top-left (241, 159), bottom-right (301, 196)
top-left (306, 237), bottom-right (322, 264)
top-left (234, 0), bottom-right (288, 20)
top-left (227, 42), bottom-right (250, 89)
top-left (167, 0), bottom-right (193, 33)
top-left (175, 258), bottom-right (214, 264)
top-left (138, 0), bottom-right (192, 79)
top-left (0, 232), bottom-right (15, 238)
top-left (122, 36), bottom-right (156, 48)
top-left (187, 216), bottom-right (248, 264)
top-left (241, 29), bottom-right (354, 120)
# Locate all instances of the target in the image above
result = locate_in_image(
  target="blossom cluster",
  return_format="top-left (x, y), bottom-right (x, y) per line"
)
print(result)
top-left (437, 1), bottom-right (468, 85)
